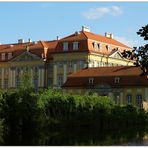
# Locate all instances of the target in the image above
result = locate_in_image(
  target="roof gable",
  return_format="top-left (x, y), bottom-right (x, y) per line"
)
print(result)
top-left (11, 51), bottom-right (42, 62)
top-left (109, 50), bottom-right (123, 59)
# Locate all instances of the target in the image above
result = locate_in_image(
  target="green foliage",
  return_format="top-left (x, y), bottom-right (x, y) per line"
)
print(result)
top-left (122, 24), bottom-right (148, 73)
top-left (0, 88), bottom-right (148, 145)
top-left (19, 69), bottom-right (34, 92)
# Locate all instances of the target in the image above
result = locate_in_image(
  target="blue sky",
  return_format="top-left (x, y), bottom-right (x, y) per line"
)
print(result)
top-left (0, 2), bottom-right (148, 47)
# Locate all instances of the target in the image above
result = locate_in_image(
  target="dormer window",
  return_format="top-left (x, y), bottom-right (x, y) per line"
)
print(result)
top-left (63, 42), bottom-right (68, 51)
top-left (106, 45), bottom-right (110, 50)
top-left (114, 77), bottom-right (120, 83)
top-left (8, 52), bottom-right (13, 60)
top-left (1, 53), bottom-right (5, 60)
top-left (73, 42), bottom-right (79, 50)
top-left (98, 43), bottom-right (101, 49)
top-left (93, 42), bottom-right (102, 50)
top-left (89, 78), bottom-right (94, 84)
top-left (93, 42), bottom-right (98, 50)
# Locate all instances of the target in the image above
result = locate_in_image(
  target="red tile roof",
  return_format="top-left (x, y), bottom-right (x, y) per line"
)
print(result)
top-left (53, 31), bottom-right (132, 55)
top-left (83, 31), bottom-right (131, 49)
top-left (0, 40), bottom-right (58, 61)
top-left (62, 66), bottom-right (148, 88)
top-left (69, 66), bottom-right (143, 77)
top-left (0, 29), bottom-right (132, 61)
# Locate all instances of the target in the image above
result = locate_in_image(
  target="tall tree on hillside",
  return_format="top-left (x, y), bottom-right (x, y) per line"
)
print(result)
top-left (122, 24), bottom-right (148, 73)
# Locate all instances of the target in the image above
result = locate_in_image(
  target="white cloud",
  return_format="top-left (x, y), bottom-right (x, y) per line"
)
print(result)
top-left (82, 6), bottom-right (123, 20)
top-left (114, 36), bottom-right (138, 48)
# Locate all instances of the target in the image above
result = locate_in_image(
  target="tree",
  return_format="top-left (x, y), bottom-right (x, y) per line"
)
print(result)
top-left (122, 24), bottom-right (148, 73)
top-left (19, 68), bottom-right (34, 92)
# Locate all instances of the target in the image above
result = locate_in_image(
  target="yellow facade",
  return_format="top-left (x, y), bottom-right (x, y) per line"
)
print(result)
top-left (0, 51), bottom-right (46, 90)
top-left (63, 86), bottom-right (148, 108)
top-left (52, 51), bottom-right (134, 88)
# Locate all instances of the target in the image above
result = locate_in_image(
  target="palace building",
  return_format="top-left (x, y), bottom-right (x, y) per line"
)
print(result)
top-left (62, 66), bottom-right (148, 108)
top-left (0, 26), bottom-right (134, 90)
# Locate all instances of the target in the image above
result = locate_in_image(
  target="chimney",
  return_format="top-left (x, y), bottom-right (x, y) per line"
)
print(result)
top-left (82, 26), bottom-right (90, 32)
top-left (10, 44), bottom-right (14, 48)
top-left (105, 33), bottom-right (113, 39)
top-left (57, 36), bottom-right (60, 40)
top-left (28, 38), bottom-right (32, 43)
top-left (18, 39), bottom-right (24, 44)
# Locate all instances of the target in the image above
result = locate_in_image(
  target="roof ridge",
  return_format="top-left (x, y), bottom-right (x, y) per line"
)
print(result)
top-left (81, 31), bottom-right (88, 39)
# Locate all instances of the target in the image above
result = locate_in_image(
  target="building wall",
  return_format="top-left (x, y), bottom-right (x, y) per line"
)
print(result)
top-left (52, 52), bottom-right (88, 87)
top-left (63, 86), bottom-right (147, 108)
top-left (0, 60), bottom-right (46, 89)
top-left (52, 52), bottom-right (134, 87)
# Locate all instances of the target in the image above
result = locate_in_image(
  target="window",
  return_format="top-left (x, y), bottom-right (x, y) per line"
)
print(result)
top-left (127, 94), bottom-right (132, 105)
top-left (34, 67), bottom-right (38, 77)
top-left (73, 42), bottom-right (79, 50)
top-left (106, 45), bottom-right (110, 50)
top-left (98, 43), bottom-right (101, 49)
top-left (63, 42), bottom-right (68, 51)
top-left (89, 78), bottom-right (94, 84)
top-left (4, 69), bottom-right (8, 76)
top-left (58, 62), bottom-right (63, 69)
top-left (79, 60), bottom-right (84, 69)
top-left (93, 42), bottom-right (101, 50)
top-left (16, 77), bottom-right (20, 88)
top-left (1, 53), bottom-right (5, 60)
top-left (136, 94), bottom-right (142, 107)
top-left (68, 61), bottom-right (73, 69)
top-left (114, 93), bottom-right (120, 105)
top-left (4, 79), bottom-right (8, 89)
top-left (114, 77), bottom-right (120, 83)
top-left (93, 42), bottom-right (98, 50)
top-left (8, 52), bottom-right (13, 60)
top-left (16, 68), bottom-right (20, 76)
top-left (58, 75), bottom-right (63, 87)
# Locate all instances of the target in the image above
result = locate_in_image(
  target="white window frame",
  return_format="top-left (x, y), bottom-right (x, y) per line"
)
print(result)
top-left (63, 42), bottom-right (68, 51)
top-left (8, 52), bottom-right (13, 60)
top-left (1, 53), bottom-right (5, 60)
top-left (89, 78), bottom-right (94, 84)
top-left (73, 42), bottom-right (79, 50)
top-left (106, 45), bottom-right (110, 50)
top-left (136, 94), bottom-right (142, 107)
top-left (127, 94), bottom-right (132, 105)
top-left (114, 77), bottom-right (120, 83)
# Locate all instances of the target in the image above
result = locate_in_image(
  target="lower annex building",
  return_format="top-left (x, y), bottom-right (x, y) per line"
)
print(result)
top-left (0, 26), bottom-right (134, 90)
top-left (62, 66), bottom-right (148, 108)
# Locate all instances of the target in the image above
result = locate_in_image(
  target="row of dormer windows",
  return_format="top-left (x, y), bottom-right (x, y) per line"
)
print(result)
top-left (0, 52), bottom-right (13, 60)
top-left (63, 42), bottom-right (79, 51)
top-left (88, 77), bottom-right (120, 84)
top-left (92, 42), bottom-right (112, 51)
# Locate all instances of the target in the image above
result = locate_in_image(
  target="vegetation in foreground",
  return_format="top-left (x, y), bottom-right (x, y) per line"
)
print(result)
top-left (0, 88), bottom-right (148, 145)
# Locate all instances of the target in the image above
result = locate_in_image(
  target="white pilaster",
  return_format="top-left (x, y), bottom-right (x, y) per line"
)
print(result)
top-left (53, 64), bottom-right (57, 86)
top-left (42, 68), bottom-right (44, 87)
top-left (1, 68), bottom-right (4, 89)
top-left (8, 68), bottom-right (11, 88)
top-left (31, 68), bottom-right (33, 85)
top-left (12, 69), bottom-right (16, 88)
top-left (38, 69), bottom-right (41, 87)
top-left (145, 88), bottom-right (148, 101)
top-left (120, 92), bottom-right (124, 104)
top-left (63, 64), bottom-right (67, 83)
